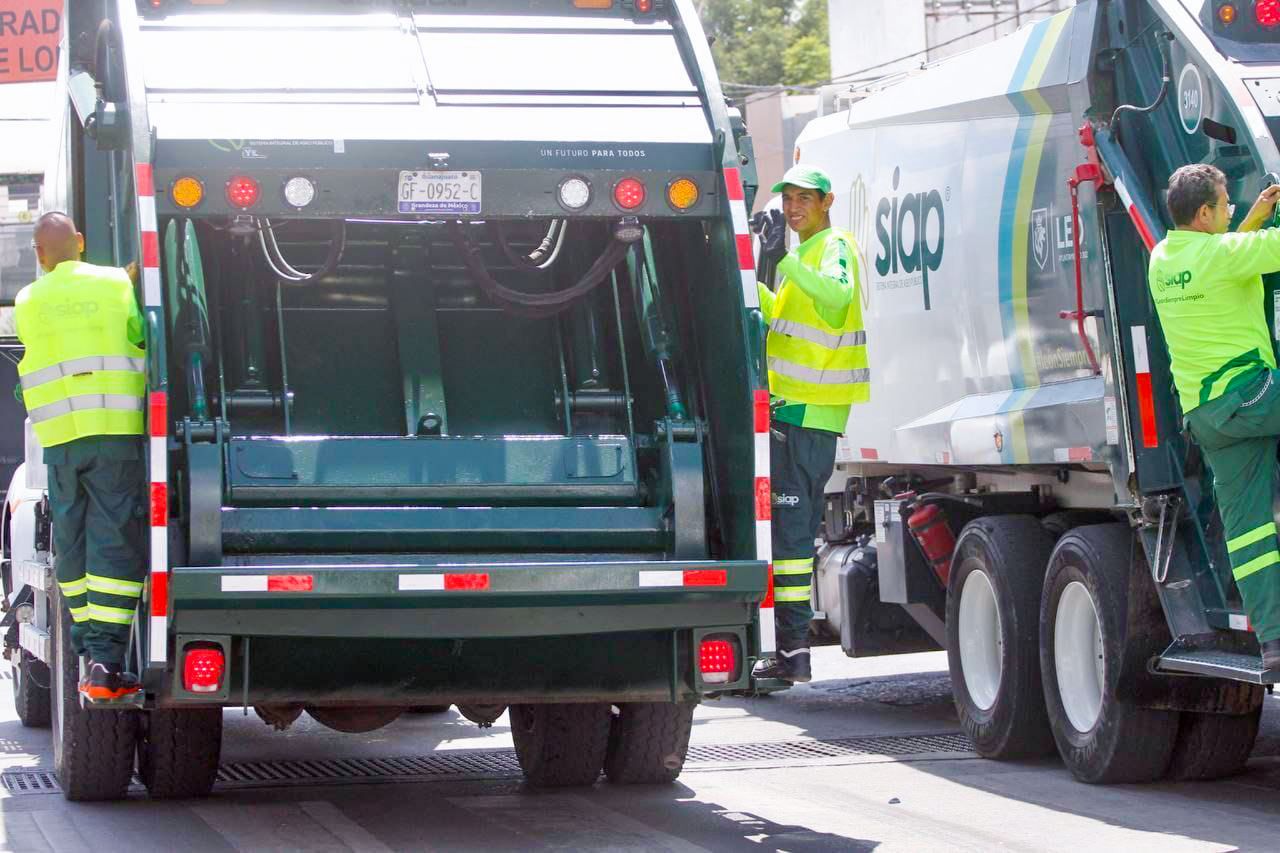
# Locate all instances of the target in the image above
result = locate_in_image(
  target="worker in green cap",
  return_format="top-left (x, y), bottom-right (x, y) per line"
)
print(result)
top-left (752, 165), bottom-right (869, 683)
top-left (1149, 163), bottom-right (1280, 673)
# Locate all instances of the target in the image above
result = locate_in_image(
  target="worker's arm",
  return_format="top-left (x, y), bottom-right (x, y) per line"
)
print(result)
top-left (121, 266), bottom-right (146, 348)
top-left (1217, 227), bottom-right (1280, 279)
top-left (1236, 185), bottom-right (1280, 233)
top-left (775, 237), bottom-right (854, 326)
top-left (757, 281), bottom-right (775, 321)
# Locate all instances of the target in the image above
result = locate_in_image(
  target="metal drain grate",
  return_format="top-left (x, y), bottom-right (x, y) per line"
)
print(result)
top-left (2, 733), bottom-right (974, 795)
top-left (1, 770), bottom-right (59, 795)
top-left (214, 731), bottom-right (972, 790)
top-left (686, 732), bottom-right (972, 765)
top-left (218, 751), bottom-right (523, 786)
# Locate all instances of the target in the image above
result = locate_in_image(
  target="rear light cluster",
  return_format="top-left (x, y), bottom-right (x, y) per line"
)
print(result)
top-left (182, 644), bottom-right (225, 694)
top-left (1214, 1), bottom-right (1280, 28)
top-left (557, 176), bottom-right (701, 212)
top-left (699, 637), bottom-right (739, 685)
top-left (169, 174), bottom-right (318, 210)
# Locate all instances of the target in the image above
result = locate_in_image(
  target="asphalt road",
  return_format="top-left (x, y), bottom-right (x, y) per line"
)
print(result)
top-left (0, 648), bottom-right (1276, 851)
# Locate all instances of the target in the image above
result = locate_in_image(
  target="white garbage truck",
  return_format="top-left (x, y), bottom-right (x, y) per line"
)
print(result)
top-left (791, 0), bottom-right (1280, 783)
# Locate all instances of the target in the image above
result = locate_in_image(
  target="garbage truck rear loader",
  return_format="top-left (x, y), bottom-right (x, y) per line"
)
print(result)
top-left (2, 0), bottom-right (774, 800)
top-left (800, 0), bottom-right (1280, 783)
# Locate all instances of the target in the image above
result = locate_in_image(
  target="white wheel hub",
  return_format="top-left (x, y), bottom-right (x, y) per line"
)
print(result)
top-left (958, 567), bottom-right (1003, 711)
top-left (1055, 580), bottom-right (1105, 733)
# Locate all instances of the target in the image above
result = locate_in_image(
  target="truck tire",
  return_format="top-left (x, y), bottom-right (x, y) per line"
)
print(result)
top-left (51, 593), bottom-right (138, 801)
top-left (13, 651), bottom-right (51, 728)
top-left (1040, 511), bottom-right (1115, 540)
top-left (138, 708), bottom-right (223, 799)
top-left (1167, 703), bottom-right (1262, 781)
top-left (1040, 524), bottom-right (1179, 784)
top-left (946, 516), bottom-right (1056, 759)
top-left (604, 701), bottom-right (695, 784)
top-left (510, 702), bottom-right (611, 788)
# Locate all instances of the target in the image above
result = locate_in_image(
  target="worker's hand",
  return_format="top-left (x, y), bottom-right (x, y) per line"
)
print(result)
top-left (1239, 185), bottom-right (1280, 232)
top-left (125, 261), bottom-right (140, 285)
top-left (758, 209), bottom-right (788, 267)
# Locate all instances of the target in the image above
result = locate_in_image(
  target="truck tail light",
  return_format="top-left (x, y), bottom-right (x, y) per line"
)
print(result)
top-left (666, 178), bottom-right (699, 210)
top-left (699, 638), bottom-right (737, 684)
top-left (1255, 0), bottom-right (1280, 26)
top-left (613, 177), bottom-right (646, 210)
top-left (226, 175), bottom-right (260, 209)
top-left (182, 645), bottom-right (225, 694)
top-left (171, 176), bottom-right (204, 208)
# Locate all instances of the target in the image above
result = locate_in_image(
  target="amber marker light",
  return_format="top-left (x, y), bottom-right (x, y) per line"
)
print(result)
top-left (1218, 3), bottom-right (1237, 23)
top-left (171, 176), bottom-right (204, 208)
top-left (666, 178), bottom-right (699, 211)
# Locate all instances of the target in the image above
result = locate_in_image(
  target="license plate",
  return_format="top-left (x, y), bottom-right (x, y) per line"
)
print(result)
top-left (397, 170), bottom-right (481, 214)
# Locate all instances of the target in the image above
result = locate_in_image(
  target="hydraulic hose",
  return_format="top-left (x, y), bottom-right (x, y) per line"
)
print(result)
top-left (256, 219), bottom-right (346, 283)
top-left (448, 222), bottom-right (631, 319)
top-left (1110, 32), bottom-right (1174, 138)
top-left (492, 220), bottom-right (567, 271)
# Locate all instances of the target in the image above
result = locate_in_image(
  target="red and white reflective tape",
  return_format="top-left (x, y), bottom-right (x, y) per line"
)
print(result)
top-left (1130, 326), bottom-right (1159, 449)
top-left (1113, 176), bottom-right (1157, 252)
top-left (753, 389), bottom-right (775, 653)
top-left (137, 162), bottom-right (169, 664)
top-left (723, 167), bottom-right (759, 309)
top-left (396, 573), bottom-right (489, 591)
top-left (637, 569), bottom-right (728, 588)
top-left (223, 574), bottom-right (316, 592)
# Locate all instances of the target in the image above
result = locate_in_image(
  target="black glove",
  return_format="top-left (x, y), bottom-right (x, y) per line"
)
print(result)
top-left (758, 208), bottom-right (787, 267)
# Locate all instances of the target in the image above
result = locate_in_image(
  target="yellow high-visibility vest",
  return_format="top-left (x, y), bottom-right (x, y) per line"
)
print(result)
top-left (14, 261), bottom-right (145, 448)
top-left (766, 229), bottom-right (870, 406)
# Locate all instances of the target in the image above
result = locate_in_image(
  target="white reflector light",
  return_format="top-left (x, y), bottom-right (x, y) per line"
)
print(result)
top-left (283, 176), bottom-right (317, 208)
top-left (558, 177), bottom-right (591, 210)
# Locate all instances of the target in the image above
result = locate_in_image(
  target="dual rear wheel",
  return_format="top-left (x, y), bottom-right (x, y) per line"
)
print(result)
top-left (947, 517), bottom-right (1260, 784)
top-left (510, 701), bottom-right (695, 787)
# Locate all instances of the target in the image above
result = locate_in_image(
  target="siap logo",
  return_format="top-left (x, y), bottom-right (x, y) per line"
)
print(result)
top-left (874, 167), bottom-right (946, 310)
top-left (1156, 270), bottom-right (1193, 292)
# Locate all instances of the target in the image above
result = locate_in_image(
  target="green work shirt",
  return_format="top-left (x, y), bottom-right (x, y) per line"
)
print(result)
top-left (1148, 228), bottom-right (1280, 412)
top-left (759, 228), bottom-right (857, 434)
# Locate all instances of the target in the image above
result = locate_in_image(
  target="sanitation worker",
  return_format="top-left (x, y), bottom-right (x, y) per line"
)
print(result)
top-left (752, 165), bottom-right (869, 683)
top-left (16, 212), bottom-right (147, 700)
top-left (1148, 164), bottom-right (1280, 673)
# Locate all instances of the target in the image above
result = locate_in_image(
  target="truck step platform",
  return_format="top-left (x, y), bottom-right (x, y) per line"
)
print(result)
top-left (1154, 649), bottom-right (1279, 684)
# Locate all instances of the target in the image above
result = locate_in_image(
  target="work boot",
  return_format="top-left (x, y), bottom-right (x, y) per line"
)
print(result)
top-left (79, 661), bottom-right (140, 701)
top-left (1263, 639), bottom-right (1280, 673)
top-left (752, 648), bottom-right (812, 683)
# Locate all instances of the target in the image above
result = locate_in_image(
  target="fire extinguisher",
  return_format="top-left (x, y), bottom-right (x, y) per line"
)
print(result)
top-left (907, 501), bottom-right (956, 586)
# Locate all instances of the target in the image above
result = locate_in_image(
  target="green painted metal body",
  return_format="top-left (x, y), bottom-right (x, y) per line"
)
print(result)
top-left (57, 0), bottom-right (768, 705)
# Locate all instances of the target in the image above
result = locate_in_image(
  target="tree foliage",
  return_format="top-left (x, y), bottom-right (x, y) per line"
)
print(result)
top-left (694, 0), bottom-right (830, 91)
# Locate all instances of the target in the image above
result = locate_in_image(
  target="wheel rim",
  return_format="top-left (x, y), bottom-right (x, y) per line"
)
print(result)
top-left (958, 566), bottom-right (1003, 711)
top-left (1054, 580), bottom-right (1105, 733)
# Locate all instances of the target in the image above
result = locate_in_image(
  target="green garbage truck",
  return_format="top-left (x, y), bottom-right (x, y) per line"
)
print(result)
top-left (1, 0), bottom-right (774, 800)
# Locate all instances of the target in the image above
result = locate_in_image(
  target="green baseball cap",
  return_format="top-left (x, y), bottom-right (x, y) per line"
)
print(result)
top-left (771, 165), bottom-right (832, 194)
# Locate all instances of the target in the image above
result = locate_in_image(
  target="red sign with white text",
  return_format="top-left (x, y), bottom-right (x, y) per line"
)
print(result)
top-left (0, 2), bottom-right (62, 84)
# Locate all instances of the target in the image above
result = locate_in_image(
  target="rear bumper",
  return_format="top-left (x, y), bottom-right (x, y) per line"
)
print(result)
top-left (159, 559), bottom-right (765, 705)
top-left (169, 559), bottom-right (766, 638)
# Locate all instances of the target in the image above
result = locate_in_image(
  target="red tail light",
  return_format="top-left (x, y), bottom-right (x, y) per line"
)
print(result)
top-left (226, 175), bottom-right (261, 209)
top-left (699, 638), bottom-right (737, 684)
top-left (1256, 0), bottom-right (1280, 26)
top-left (183, 646), bottom-right (225, 694)
top-left (613, 177), bottom-right (646, 210)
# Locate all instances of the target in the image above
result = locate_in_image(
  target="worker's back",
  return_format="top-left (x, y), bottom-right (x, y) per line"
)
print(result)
top-left (15, 261), bottom-right (144, 447)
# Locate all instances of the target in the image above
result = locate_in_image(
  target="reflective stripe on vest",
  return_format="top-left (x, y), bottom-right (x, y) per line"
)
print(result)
top-left (765, 229), bottom-right (869, 406)
top-left (768, 358), bottom-right (870, 386)
top-left (19, 355), bottom-right (146, 392)
top-left (769, 319), bottom-right (865, 351)
top-left (27, 394), bottom-right (144, 424)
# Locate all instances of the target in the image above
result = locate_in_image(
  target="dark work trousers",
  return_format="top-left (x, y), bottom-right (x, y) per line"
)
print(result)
top-left (1186, 368), bottom-right (1280, 644)
top-left (46, 435), bottom-right (147, 665)
top-left (770, 420), bottom-right (838, 651)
